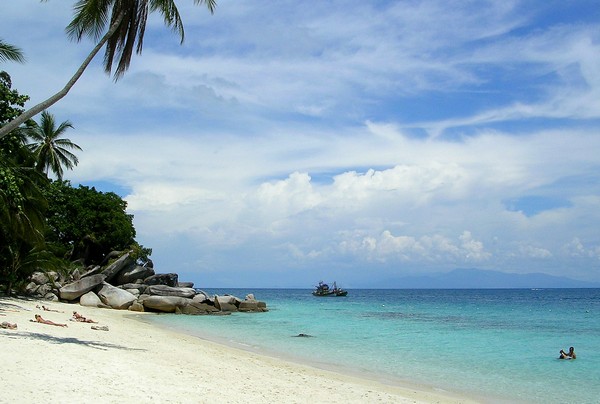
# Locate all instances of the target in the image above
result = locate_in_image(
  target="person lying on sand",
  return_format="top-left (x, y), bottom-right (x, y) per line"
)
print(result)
top-left (1, 321), bottom-right (17, 329)
top-left (31, 314), bottom-right (67, 327)
top-left (72, 311), bottom-right (98, 323)
top-left (36, 305), bottom-right (61, 312)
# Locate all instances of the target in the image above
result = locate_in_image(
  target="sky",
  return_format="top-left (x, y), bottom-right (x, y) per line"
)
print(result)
top-left (2, 0), bottom-right (600, 288)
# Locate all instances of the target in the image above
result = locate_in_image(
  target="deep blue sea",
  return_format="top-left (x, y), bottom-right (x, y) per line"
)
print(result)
top-left (149, 288), bottom-right (600, 403)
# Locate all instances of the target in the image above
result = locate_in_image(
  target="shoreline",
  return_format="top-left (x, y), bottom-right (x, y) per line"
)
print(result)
top-left (1, 297), bottom-right (479, 403)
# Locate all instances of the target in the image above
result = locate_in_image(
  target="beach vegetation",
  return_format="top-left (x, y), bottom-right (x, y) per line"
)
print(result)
top-left (43, 180), bottom-right (136, 265)
top-left (0, 0), bottom-right (217, 139)
top-left (0, 39), bottom-right (25, 64)
top-left (25, 111), bottom-right (82, 180)
top-left (0, 75), bottom-right (146, 294)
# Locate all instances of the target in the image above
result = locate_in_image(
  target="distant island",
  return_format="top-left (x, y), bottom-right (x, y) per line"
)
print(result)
top-left (372, 268), bottom-right (600, 289)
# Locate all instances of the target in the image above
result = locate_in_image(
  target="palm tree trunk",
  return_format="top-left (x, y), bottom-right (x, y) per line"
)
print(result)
top-left (0, 13), bottom-right (124, 140)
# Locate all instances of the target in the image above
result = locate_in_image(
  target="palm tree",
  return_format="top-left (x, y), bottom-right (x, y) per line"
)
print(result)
top-left (0, 39), bottom-right (25, 63)
top-left (0, 0), bottom-right (216, 139)
top-left (26, 111), bottom-right (82, 180)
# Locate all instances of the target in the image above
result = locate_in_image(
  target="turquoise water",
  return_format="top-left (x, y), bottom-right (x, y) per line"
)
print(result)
top-left (150, 289), bottom-right (600, 403)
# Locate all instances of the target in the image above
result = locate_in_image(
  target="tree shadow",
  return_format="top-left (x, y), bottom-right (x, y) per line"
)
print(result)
top-left (1, 330), bottom-right (147, 352)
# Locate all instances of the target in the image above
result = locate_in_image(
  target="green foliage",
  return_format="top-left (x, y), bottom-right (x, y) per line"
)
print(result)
top-left (129, 242), bottom-right (153, 266)
top-left (0, 71), bottom-right (29, 124)
top-left (43, 180), bottom-right (137, 264)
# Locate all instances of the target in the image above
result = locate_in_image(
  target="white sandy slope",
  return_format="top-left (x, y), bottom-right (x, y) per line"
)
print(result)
top-left (0, 298), bottom-right (479, 403)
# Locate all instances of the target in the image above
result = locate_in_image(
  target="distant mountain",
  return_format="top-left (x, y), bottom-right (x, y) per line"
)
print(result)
top-left (377, 268), bottom-right (600, 289)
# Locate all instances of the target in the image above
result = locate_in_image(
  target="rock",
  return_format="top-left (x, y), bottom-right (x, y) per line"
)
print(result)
top-left (144, 273), bottom-right (178, 287)
top-left (214, 295), bottom-right (239, 312)
top-left (101, 252), bottom-right (135, 283)
top-left (60, 274), bottom-right (106, 301)
top-left (100, 250), bottom-right (124, 266)
top-left (80, 265), bottom-right (103, 278)
top-left (71, 268), bottom-right (81, 281)
top-left (36, 283), bottom-right (53, 297)
top-left (30, 271), bottom-right (58, 285)
top-left (180, 302), bottom-right (219, 315)
top-left (177, 282), bottom-right (194, 288)
top-left (238, 300), bottom-right (260, 312)
top-left (43, 293), bottom-right (59, 302)
top-left (125, 289), bottom-right (140, 297)
top-left (192, 292), bottom-right (211, 304)
top-left (128, 302), bottom-right (145, 312)
top-left (142, 296), bottom-right (191, 313)
top-left (113, 265), bottom-right (155, 286)
top-left (245, 293), bottom-right (255, 301)
top-left (25, 282), bottom-right (39, 295)
top-left (144, 259), bottom-right (153, 268)
top-left (118, 283), bottom-right (147, 293)
top-left (97, 282), bottom-right (137, 310)
top-left (79, 291), bottom-right (104, 308)
top-left (146, 285), bottom-right (196, 298)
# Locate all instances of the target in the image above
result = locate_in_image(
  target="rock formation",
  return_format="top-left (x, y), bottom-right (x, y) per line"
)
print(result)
top-left (26, 251), bottom-right (268, 315)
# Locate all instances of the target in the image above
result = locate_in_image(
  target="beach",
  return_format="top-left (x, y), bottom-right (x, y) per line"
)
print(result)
top-left (0, 297), bottom-right (476, 403)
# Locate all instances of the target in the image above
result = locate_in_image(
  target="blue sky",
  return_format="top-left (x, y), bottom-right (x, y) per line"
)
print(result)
top-left (3, 0), bottom-right (600, 287)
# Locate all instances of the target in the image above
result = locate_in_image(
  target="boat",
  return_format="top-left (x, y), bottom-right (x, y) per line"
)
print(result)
top-left (312, 281), bottom-right (348, 297)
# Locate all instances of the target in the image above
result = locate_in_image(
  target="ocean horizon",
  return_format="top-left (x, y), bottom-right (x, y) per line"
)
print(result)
top-left (149, 288), bottom-right (600, 403)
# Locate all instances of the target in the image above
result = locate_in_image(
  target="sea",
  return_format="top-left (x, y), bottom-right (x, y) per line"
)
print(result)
top-left (149, 288), bottom-right (600, 403)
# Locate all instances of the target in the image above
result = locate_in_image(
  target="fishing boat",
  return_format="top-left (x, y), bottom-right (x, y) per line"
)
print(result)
top-left (312, 281), bottom-right (348, 297)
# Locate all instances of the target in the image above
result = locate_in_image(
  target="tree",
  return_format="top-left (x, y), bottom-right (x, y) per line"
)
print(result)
top-left (0, 39), bottom-right (25, 64)
top-left (44, 181), bottom-right (137, 264)
top-left (0, 0), bottom-right (216, 139)
top-left (26, 111), bottom-right (82, 180)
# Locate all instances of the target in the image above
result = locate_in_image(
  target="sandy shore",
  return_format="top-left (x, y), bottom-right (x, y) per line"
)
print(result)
top-left (0, 297), bottom-right (479, 403)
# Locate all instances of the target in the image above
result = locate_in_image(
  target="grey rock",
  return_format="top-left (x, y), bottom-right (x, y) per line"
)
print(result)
top-left (118, 283), bottom-right (147, 293)
top-left (80, 266), bottom-right (103, 279)
top-left (25, 282), bottom-right (39, 295)
top-left (113, 265), bottom-right (155, 286)
top-left (128, 302), bottom-right (145, 312)
top-left (180, 302), bottom-right (219, 315)
top-left (214, 295), bottom-right (239, 312)
top-left (142, 296), bottom-right (191, 313)
top-left (30, 271), bottom-right (58, 285)
top-left (97, 282), bottom-right (137, 310)
top-left (43, 293), bottom-right (59, 302)
top-left (144, 273), bottom-right (178, 287)
top-left (146, 285), bottom-right (196, 298)
top-left (192, 292), bottom-right (210, 304)
top-left (60, 274), bottom-right (106, 301)
top-left (177, 282), bottom-right (194, 288)
top-left (101, 253), bottom-right (135, 283)
top-left (79, 291), bottom-right (104, 308)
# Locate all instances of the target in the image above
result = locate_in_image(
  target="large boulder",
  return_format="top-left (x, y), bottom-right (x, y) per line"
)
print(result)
top-left (146, 285), bottom-right (196, 298)
top-left (141, 296), bottom-right (191, 313)
top-left (60, 274), bottom-right (106, 301)
top-left (144, 273), bottom-right (178, 287)
top-left (238, 300), bottom-right (268, 312)
top-left (101, 253), bottom-right (135, 283)
top-left (97, 282), bottom-right (137, 310)
top-left (180, 302), bottom-right (219, 315)
top-left (30, 271), bottom-right (58, 285)
top-left (177, 282), bottom-right (194, 288)
top-left (214, 295), bottom-right (239, 312)
top-left (192, 292), bottom-right (210, 304)
top-left (79, 291), bottom-right (105, 308)
top-left (80, 265), bottom-right (103, 279)
top-left (118, 283), bottom-right (147, 293)
top-left (113, 265), bottom-right (155, 286)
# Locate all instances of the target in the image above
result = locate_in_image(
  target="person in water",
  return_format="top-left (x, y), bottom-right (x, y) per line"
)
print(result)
top-left (559, 346), bottom-right (576, 359)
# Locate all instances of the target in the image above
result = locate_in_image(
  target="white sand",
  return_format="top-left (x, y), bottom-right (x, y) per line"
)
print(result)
top-left (0, 298), bottom-right (479, 403)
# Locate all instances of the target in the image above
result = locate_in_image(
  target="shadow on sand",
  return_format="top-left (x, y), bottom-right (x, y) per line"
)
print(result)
top-left (0, 330), bottom-right (147, 352)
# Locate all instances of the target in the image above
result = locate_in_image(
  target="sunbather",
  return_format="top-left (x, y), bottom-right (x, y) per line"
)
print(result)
top-left (32, 314), bottom-right (67, 327)
top-left (72, 311), bottom-right (98, 323)
top-left (0, 321), bottom-right (17, 329)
